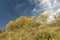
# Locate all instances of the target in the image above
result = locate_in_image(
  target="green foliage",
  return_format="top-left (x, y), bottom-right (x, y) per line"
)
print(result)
top-left (0, 13), bottom-right (60, 40)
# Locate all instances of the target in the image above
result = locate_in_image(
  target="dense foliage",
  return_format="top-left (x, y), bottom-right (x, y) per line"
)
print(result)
top-left (0, 13), bottom-right (60, 40)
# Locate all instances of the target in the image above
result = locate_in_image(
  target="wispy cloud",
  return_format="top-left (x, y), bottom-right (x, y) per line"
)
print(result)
top-left (31, 0), bottom-right (60, 21)
top-left (15, 0), bottom-right (60, 22)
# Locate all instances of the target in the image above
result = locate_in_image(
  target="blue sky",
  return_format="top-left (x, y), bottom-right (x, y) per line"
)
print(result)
top-left (0, 0), bottom-right (59, 30)
top-left (0, 0), bottom-right (36, 29)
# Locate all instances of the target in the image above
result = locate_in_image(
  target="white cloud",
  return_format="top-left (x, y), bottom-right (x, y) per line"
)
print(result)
top-left (15, 0), bottom-right (60, 22)
top-left (32, 0), bottom-right (60, 22)
top-left (33, 8), bottom-right (36, 12)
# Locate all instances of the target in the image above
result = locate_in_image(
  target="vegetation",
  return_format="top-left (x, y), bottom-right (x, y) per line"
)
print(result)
top-left (0, 13), bottom-right (60, 40)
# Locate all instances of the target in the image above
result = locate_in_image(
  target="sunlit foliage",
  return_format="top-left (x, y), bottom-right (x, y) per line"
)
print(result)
top-left (0, 13), bottom-right (60, 40)
top-left (38, 13), bottom-right (49, 20)
top-left (38, 13), bottom-right (49, 23)
top-left (6, 20), bottom-right (15, 29)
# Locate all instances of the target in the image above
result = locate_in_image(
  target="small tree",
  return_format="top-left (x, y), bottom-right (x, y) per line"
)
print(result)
top-left (6, 20), bottom-right (15, 30)
top-left (38, 13), bottom-right (49, 24)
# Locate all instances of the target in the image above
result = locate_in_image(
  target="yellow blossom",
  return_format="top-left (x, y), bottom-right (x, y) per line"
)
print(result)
top-left (6, 20), bottom-right (15, 28)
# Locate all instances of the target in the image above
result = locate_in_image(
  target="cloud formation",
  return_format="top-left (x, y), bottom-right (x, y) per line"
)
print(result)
top-left (32, 0), bottom-right (60, 21)
top-left (15, 0), bottom-right (60, 21)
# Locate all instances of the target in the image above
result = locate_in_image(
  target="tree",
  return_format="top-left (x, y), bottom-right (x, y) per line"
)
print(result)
top-left (38, 13), bottom-right (49, 24)
top-left (49, 12), bottom-right (60, 26)
top-left (6, 20), bottom-right (15, 30)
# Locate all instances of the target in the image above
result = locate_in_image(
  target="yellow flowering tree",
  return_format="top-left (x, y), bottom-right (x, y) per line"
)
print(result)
top-left (15, 16), bottom-right (27, 24)
top-left (23, 16), bottom-right (35, 28)
top-left (38, 13), bottom-right (49, 23)
top-left (6, 20), bottom-right (15, 30)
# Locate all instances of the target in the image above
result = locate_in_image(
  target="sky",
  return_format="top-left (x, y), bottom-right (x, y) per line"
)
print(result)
top-left (0, 0), bottom-right (36, 30)
top-left (0, 0), bottom-right (60, 30)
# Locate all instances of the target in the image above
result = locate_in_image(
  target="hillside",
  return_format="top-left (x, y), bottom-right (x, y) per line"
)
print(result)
top-left (0, 13), bottom-right (60, 40)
